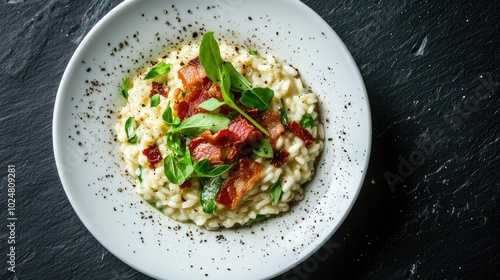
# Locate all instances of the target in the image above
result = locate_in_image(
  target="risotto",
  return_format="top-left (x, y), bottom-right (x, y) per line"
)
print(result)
top-left (114, 32), bottom-right (324, 230)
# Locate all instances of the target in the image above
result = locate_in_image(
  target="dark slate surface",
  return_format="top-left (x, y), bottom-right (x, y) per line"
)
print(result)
top-left (1, 0), bottom-right (498, 279)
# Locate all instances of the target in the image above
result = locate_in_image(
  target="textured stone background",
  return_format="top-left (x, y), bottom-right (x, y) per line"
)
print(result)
top-left (0, 0), bottom-right (499, 279)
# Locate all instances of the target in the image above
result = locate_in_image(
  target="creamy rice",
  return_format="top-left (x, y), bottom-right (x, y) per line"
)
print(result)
top-left (115, 40), bottom-right (324, 230)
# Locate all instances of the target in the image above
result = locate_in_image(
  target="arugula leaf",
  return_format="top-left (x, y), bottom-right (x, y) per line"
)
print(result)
top-left (125, 117), bottom-right (138, 144)
top-left (248, 50), bottom-right (258, 55)
top-left (194, 158), bottom-right (234, 177)
top-left (121, 76), bottom-right (130, 99)
top-left (199, 32), bottom-right (269, 136)
top-left (279, 98), bottom-right (289, 125)
top-left (240, 87), bottom-right (274, 111)
top-left (224, 62), bottom-right (252, 92)
top-left (199, 98), bottom-right (225, 111)
top-left (200, 177), bottom-right (224, 214)
top-left (171, 113), bottom-right (230, 137)
top-left (199, 31), bottom-right (224, 83)
top-left (270, 181), bottom-right (283, 205)
top-left (220, 63), bottom-right (270, 136)
top-left (144, 62), bottom-right (172, 80)
top-left (300, 114), bottom-right (314, 129)
top-left (163, 152), bottom-right (193, 185)
top-left (162, 102), bottom-right (180, 127)
top-left (252, 138), bottom-right (274, 158)
top-left (150, 94), bottom-right (161, 107)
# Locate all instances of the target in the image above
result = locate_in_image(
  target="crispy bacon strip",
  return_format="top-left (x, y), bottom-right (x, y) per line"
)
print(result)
top-left (150, 82), bottom-right (168, 97)
top-left (259, 111), bottom-right (284, 147)
top-left (287, 121), bottom-right (314, 147)
top-left (142, 144), bottom-right (163, 169)
top-left (187, 137), bottom-right (223, 164)
top-left (216, 158), bottom-right (261, 209)
top-left (178, 59), bottom-right (206, 90)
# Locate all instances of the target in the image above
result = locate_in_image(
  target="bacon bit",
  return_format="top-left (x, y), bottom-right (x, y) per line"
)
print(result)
top-left (188, 57), bottom-right (201, 66)
top-left (216, 158), bottom-right (261, 209)
top-left (287, 121), bottom-right (314, 147)
top-left (229, 115), bottom-right (262, 143)
top-left (175, 89), bottom-right (211, 120)
top-left (150, 82), bottom-right (168, 97)
top-left (259, 111), bottom-right (284, 147)
top-left (142, 144), bottom-right (163, 169)
top-left (269, 149), bottom-right (290, 167)
top-left (179, 179), bottom-right (192, 189)
top-left (178, 61), bottom-right (206, 90)
top-left (187, 137), bottom-right (223, 164)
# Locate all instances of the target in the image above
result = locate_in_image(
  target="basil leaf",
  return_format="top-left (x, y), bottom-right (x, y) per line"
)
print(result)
top-left (224, 62), bottom-right (251, 92)
top-left (199, 31), bottom-right (224, 84)
top-left (137, 164), bottom-right (143, 183)
top-left (125, 117), bottom-right (138, 144)
top-left (121, 76), bottom-right (129, 99)
top-left (279, 98), bottom-right (289, 125)
top-left (199, 98), bottom-right (225, 111)
top-left (200, 177), bottom-right (224, 214)
top-left (171, 113), bottom-right (230, 137)
top-left (163, 152), bottom-right (193, 185)
top-left (300, 113), bottom-right (314, 129)
top-left (166, 132), bottom-right (185, 156)
top-left (248, 50), bottom-right (258, 55)
top-left (144, 62), bottom-right (172, 80)
top-left (252, 138), bottom-right (274, 158)
top-left (240, 87), bottom-right (274, 111)
top-left (270, 181), bottom-right (283, 205)
top-left (162, 102), bottom-right (180, 127)
top-left (150, 94), bottom-right (161, 107)
top-left (194, 158), bottom-right (234, 177)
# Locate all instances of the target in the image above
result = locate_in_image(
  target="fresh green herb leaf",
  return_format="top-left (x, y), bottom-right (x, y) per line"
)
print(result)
top-left (224, 62), bottom-right (252, 92)
top-left (163, 152), bottom-right (193, 185)
top-left (240, 87), bottom-right (274, 111)
top-left (255, 214), bottom-right (267, 220)
top-left (125, 117), bottom-right (138, 144)
top-left (270, 181), bottom-right (283, 205)
top-left (137, 164), bottom-right (143, 183)
top-left (248, 50), bottom-right (258, 55)
top-left (166, 132), bottom-right (185, 156)
top-left (300, 113), bottom-right (314, 129)
top-left (144, 62), bottom-right (173, 80)
top-left (200, 177), bottom-right (224, 214)
top-left (199, 98), bottom-right (226, 111)
top-left (199, 32), bottom-right (269, 136)
top-left (171, 113), bottom-right (230, 137)
top-left (121, 76), bottom-right (130, 99)
top-left (252, 138), bottom-right (274, 158)
top-left (194, 158), bottom-right (234, 177)
top-left (279, 98), bottom-right (289, 125)
top-left (220, 63), bottom-right (270, 136)
top-left (150, 94), bottom-right (161, 107)
top-left (162, 102), bottom-right (180, 127)
top-left (199, 31), bottom-right (224, 83)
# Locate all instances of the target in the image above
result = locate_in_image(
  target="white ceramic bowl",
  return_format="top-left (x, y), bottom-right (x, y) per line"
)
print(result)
top-left (53, 0), bottom-right (371, 279)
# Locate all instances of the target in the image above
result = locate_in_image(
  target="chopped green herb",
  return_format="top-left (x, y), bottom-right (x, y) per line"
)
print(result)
top-left (121, 76), bottom-right (130, 99)
top-left (163, 152), bottom-right (193, 185)
top-left (171, 113), bottom-right (230, 137)
top-left (252, 138), bottom-right (274, 158)
top-left (162, 101), bottom-right (180, 127)
top-left (270, 181), bottom-right (283, 205)
top-left (199, 97), bottom-right (225, 111)
top-left (279, 98), bottom-right (289, 125)
top-left (240, 87), bottom-right (274, 111)
top-left (300, 114), bottom-right (314, 129)
top-left (144, 62), bottom-right (173, 80)
top-left (137, 164), bottom-right (143, 183)
top-left (194, 158), bottom-right (234, 177)
top-left (255, 214), bottom-right (267, 220)
top-left (150, 94), bottom-right (161, 107)
top-left (125, 117), bottom-right (138, 144)
top-left (200, 177), bottom-right (224, 214)
top-left (248, 50), bottom-right (258, 55)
